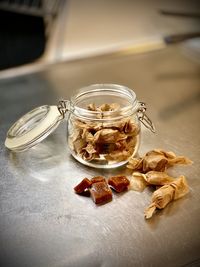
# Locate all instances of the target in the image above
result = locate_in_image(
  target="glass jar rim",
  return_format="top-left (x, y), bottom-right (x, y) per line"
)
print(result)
top-left (70, 84), bottom-right (139, 121)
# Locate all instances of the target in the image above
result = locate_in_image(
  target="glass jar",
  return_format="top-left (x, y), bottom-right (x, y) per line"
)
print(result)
top-left (67, 84), bottom-right (141, 168)
top-left (5, 84), bottom-right (155, 169)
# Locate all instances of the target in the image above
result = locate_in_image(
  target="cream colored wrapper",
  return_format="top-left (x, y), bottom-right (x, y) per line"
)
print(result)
top-left (144, 175), bottom-right (189, 219)
top-left (127, 149), bottom-right (192, 173)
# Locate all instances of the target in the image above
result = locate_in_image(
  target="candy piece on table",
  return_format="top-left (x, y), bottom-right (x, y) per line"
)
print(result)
top-left (127, 149), bottom-right (192, 173)
top-left (143, 154), bottom-right (168, 172)
top-left (129, 171), bottom-right (175, 191)
top-left (108, 175), bottom-right (130, 193)
top-left (90, 181), bottom-right (112, 204)
top-left (127, 158), bottom-right (143, 171)
top-left (144, 175), bottom-right (189, 219)
top-left (91, 176), bottom-right (106, 184)
top-left (74, 178), bottom-right (92, 194)
top-left (129, 172), bottom-right (148, 192)
top-left (144, 171), bottom-right (175, 185)
top-left (167, 156), bottom-right (193, 167)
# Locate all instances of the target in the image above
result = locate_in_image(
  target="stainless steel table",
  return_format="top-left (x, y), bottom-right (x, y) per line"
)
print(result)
top-left (0, 45), bottom-right (200, 267)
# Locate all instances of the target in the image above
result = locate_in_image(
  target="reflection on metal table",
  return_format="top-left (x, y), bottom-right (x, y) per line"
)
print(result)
top-left (0, 45), bottom-right (200, 267)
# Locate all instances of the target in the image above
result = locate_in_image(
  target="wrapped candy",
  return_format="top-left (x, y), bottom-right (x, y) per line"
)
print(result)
top-left (98, 103), bottom-right (120, 112)
top-left (127, 158), bottom-right (143, 171)
top-left (144, 175), bottom-right (189, 219)
top-left (129, 171), bottom-right (174, 192)
top-left (123, 120), bottom-right (139, 136)
top-left (93, 129), bottom-right (127, 144)
top-left (129, 172), bottom-right (148, 192)
top-left (127, 149), bottom-right (192, 173)
top-left (88, 103), bottom-right (120, 112)
top-left (144, 171), bottom-right (174, 185)
top-left (79, 143), bottom-right (98, 161)
top-left (69, 103), bottom-right (140, 163)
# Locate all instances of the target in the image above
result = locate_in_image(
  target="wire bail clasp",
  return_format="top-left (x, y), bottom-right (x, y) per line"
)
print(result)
top-left (57, 100), bottom-right (70, 119)
top-left (137, 102), bottom-right (155, 133)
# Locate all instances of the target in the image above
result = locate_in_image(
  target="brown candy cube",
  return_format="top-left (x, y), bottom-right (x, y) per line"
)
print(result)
top-left (74, 178), bottom-right (92, 194)
top-left (90, 181), bottom-right (112, 204)
top-left (91, 176), bottom-right (106, 184)
top-left (108, 175), bottom-right (130, 192)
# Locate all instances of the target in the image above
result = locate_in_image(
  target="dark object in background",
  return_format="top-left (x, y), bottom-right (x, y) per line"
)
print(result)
top-left (159, 9), bottom-right (200, 18)
top-left (0, 9), bottom-right (45, 70)
top-left (164, 32), bottom-right (200, 44)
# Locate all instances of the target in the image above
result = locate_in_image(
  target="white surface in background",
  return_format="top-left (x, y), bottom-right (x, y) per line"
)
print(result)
top-left (182, 37), bottom-right (200, 64)
top-left (0, 0), bottom-right (199, 79)
top-left (46, 0), bottom-right (200, 61)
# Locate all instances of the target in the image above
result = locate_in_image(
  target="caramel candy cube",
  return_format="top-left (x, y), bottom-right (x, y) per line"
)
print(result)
top-left (74, 178), bottom-right (92, 194)
top-left (90, 181), bottom-right (112, 204)
top-left (108, 175), bottom-right (130, 192)
top-left (91, 176), bottom-right (106, 184)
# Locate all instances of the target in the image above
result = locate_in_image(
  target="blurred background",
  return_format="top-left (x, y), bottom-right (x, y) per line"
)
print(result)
top-left (0, 0), bottom-right (200, 76)
top-left (0, 2), bottom-right (200, 267)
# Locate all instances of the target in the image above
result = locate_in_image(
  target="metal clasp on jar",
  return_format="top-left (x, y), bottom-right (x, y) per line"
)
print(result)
top-left (137, 102), bottom-right (155, 133)
top-left (57, 100), bottom-right (71, 119)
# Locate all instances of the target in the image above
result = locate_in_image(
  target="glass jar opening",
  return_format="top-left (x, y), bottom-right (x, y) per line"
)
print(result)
top-left (70, 84), bottom-right (138, 121)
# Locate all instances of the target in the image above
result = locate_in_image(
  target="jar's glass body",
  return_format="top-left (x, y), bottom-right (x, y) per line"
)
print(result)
top-left (67, 84), bottom-right (141, 168)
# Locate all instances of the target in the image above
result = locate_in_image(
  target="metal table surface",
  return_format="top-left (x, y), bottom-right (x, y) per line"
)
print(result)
top-left (0, 45), bottom-right (200, 267)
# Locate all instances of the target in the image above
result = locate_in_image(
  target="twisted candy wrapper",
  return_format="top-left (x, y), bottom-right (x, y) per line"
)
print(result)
top-left (127, 149), bottom-right (192, 173)
top-left (129, 171), bottom-right (175, 192)
top-left (144, 175), bottom-right (189, 219)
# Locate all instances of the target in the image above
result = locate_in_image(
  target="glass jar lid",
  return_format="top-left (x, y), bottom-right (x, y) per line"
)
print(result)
top-left (5, 105), bottom-right (62, 152)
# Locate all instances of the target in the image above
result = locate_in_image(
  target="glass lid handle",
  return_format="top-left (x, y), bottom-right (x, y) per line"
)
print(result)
top-left (57, 100), bottom-right (70, 119)
top-left (137, 102), bottom-right (156, 133)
